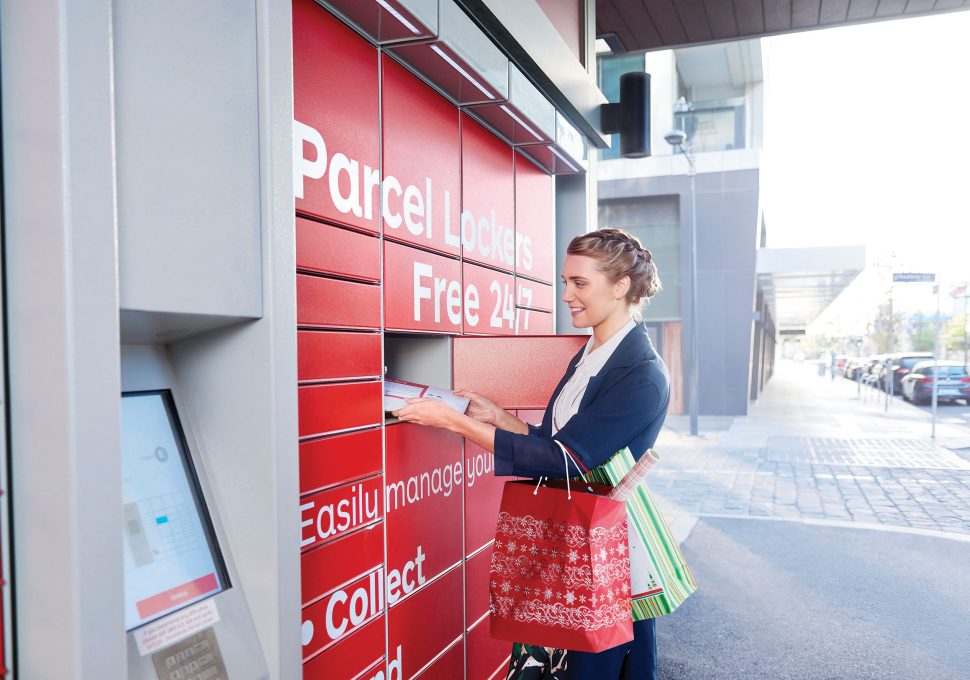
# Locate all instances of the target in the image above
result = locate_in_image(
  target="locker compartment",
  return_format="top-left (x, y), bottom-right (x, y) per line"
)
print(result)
top-left (413, 638), bottom-right (464, 679)
top-left (384, 424), bottom-right (463, 591)
top-left (301, 567), bottom-right (384, 661)
top-left (467, 618), bottom-right (513, 680)
top-left (464, 441), bottom-right (506, 556)
top-left (293, 0), bottom-right (380, 232)
top-left (297, 274), bottom-right (381, 330)
top-left (381, 56), bottom-right (461, 257)
top-left (296, 217), bottom-right (380, 281)
top-left (515, 278), bottom-right (554, 312)
top-left (383, 334), bottom-right (454, 398)
top-left (300, 521), bottom-right (384, 605)
top-left (514, 152), bottom-right (555, 284)
top-left (464, 543), bottom-right (494, 626)
top-left (460, 114), bottom-right (515, 272)
top-left (299, 476), bottom-right (383, 553)
top-left (297, 330), bottom-right (381, 383)
top-left (384, 240), bottom-right (462, 334)
top-left (516, 308), bottom-right (553, 335)
top-left (517, 409), bottom-right (546, 427)
top-left (298, 381), bottom-right (382, 438)
top-left (299, 427), bottom-right (382, 496)
top-left (462, 263), bottom-right (516, 336)
top-left (452, 335), bottom-right (586, 408)
top-left (302, 608), bottom-right (385, 676)
top-left (387, 565), bottom-right (463, 680)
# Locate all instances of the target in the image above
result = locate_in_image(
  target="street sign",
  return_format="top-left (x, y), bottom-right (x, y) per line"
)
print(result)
top-left (892, 272), bottom-right (935, 283)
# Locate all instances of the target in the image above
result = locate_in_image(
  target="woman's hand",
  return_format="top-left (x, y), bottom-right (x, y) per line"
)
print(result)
top-left (454, 389), bottom-right (504, 426)
top-left (391, 397), bottom-right (459, 430)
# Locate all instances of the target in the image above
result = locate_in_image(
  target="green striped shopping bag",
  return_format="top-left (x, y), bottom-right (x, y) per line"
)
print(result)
top-left (583, 448), bottom-right (697, 620)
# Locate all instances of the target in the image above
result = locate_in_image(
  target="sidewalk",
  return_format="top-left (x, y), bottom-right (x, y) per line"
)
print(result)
top-left (652, 359), bottom-right (970, 542)
top-left (650, 360), bottom-right (970, 679)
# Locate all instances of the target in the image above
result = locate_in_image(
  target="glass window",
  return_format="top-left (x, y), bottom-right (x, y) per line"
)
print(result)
top-left (673, 97), bottom-right (746, 152)
top-left (598, 196), bottom-right (681, 321)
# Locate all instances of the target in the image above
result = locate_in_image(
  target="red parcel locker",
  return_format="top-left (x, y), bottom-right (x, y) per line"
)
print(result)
top-left (303, 615), bottom-right (385, 680)
top-left (464, 442), bottom-right (506, 556)
top-left (464, 543), bottom-right (494, 626)
top-left (467, 618), bottom-right (513, 680)
top-left (296, 274), bottom-right (381, 330)
top-left (297, 330), bottom-right (382, 383)
top-left (462, 263), bottom-right (516, 336)
top-left (515, 278), bottom-right (554, 312)
top-left (298, 381), bottom-right (382, 438)
top-left (516, 308), bottom-right (554, 335)
top-left (384, 240), bottom-right (462, 334)
top-left (414, 638), bottom-right (464, 680)
top-left (301, 519), bottom-right (384, 606)
top-left (299, 476), bottom-right (383, 553)
top-left (452, 335), bottom-right (587, 409)
top-left (293, 0), bottom-right (380, 232)
top-left (299, 427), bottom-right (382, 496)
top-left (387, 565), bottom-right (463, 680)
top-left (296, 217), bottom-right (380, 281)
top-left (381, 55), bottom-right (461, 257)
top-left (384, 424), bottom-right (463, 592)
top-left (514, 152), bottom-right (555, 284)
top-left (301, 566), bottom-right (384, 662)
top-left (460, 114), bottom-right (515, 273)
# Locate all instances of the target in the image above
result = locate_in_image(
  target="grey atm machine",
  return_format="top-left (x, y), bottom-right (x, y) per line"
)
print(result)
top-left (123, 348), bottom-right (268, 679)
top-left (110, 1), bottom-right (299, 676)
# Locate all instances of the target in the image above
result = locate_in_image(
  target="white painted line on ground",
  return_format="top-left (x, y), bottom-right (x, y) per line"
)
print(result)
top-left (685, 512), bottom-right (970, 543)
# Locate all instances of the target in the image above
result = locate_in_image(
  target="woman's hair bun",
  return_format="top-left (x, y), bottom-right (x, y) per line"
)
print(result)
top-left (566, 228), bottom-right (662, 309)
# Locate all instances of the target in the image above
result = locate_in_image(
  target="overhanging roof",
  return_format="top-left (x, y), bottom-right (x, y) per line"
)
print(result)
top-left (757, 245), bottom-right (865, 333)
top-left (596, 0), bottom-right (970, 53)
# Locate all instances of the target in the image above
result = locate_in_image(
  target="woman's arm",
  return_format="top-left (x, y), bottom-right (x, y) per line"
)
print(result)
top-left (394, 366), bottom-right (664, 479)
top-left (392, 398), bottom-right (501, 451)
top-left (454, 389), bottom-right (530, 435)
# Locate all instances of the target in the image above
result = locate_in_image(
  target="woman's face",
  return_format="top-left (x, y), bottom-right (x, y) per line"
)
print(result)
top-left (561, 254), bottom-right (629, 329)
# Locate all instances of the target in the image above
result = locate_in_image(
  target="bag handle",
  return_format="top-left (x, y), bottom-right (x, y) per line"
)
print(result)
top-left (533, 440), bottom-right (584, 500)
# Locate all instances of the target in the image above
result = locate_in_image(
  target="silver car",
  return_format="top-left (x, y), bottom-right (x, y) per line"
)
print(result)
top-left (900, 361), bottom-right (970, 404)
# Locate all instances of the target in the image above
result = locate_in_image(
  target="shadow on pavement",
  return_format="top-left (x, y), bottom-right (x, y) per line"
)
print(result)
top-left (658, 517), bottom-right (970, 679)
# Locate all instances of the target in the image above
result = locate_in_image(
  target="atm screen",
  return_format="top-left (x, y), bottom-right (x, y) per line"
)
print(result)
top-left (122, 391), bottom-right (229, 630)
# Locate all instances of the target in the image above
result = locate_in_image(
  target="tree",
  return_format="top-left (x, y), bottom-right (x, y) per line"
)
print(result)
top-left (868, 299), bottom-right (903, 353)
top-left (944, 313), bottom-right (968, 360)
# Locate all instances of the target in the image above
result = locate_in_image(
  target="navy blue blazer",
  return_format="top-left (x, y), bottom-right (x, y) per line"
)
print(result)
top-left (493, 322), bottom-right (670, 478)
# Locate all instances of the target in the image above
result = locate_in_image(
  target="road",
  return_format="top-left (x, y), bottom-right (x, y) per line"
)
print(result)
top-left (652, 362), bottom-right (970, 678)
top-left (657, 518), bottom-right (970, 680)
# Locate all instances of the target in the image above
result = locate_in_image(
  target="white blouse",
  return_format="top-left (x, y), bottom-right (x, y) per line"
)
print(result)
top-left (551, 318), bottom-right (637, 435)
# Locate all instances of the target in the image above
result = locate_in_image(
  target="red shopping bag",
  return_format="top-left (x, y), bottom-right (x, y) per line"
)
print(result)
top-left (489, 478), bottom-right (633, 653)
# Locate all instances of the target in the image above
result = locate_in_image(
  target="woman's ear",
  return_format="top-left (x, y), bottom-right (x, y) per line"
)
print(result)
top-left (615, 276), bottom-right (631, 300)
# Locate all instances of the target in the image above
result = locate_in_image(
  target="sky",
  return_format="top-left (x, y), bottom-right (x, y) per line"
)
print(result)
top-left (760, 11), bottom-right (970, 331)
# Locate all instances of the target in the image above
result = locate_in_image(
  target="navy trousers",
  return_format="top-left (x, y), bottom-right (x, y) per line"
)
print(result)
top-left (567, 618), bottom-right (656, 680)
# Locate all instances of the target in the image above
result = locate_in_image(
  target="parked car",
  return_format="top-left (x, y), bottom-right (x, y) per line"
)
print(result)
top-left (844, 357), bottom-right (866, 379)
top-left (899, 361), bottom-right (970, 404)
top-left (881, 352), bottom-right (934, 393)
top-left (861, 355), bottom-right (888, 385)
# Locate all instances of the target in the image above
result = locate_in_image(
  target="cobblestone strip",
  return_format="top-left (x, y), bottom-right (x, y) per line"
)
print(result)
top-left (649, 444), bottom-right (970, 535)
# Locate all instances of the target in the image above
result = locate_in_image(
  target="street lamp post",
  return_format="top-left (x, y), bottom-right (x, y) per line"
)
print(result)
top-left (665, 129), bottom-right (699, 436)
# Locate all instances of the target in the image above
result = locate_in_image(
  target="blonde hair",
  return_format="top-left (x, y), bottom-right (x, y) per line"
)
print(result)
top-left (567, 228), bottom-right (661, 318)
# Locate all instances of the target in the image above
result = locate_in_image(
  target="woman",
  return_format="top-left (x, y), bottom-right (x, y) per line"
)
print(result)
top-left (393, 228), bottom-right (670, 679)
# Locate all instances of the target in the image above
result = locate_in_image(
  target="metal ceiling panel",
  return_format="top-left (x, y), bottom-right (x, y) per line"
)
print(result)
top-left (465, 65), bottom-right (556, 146)
top-left (386, 0), bottom-right (509, 105)
top-left (316, 0), bottom-right (438, 44)
top-left (516, 112), bottom-right (587, 174)
top-left (597, 0), bottom-right (968, 52)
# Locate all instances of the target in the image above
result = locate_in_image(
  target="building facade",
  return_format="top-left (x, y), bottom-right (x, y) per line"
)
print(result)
top-left (597, 40), bottom-right (771, 415)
